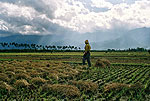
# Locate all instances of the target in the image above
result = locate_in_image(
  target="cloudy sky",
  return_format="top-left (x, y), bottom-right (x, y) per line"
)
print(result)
top-left (0, 0), bottom-right (150, 35)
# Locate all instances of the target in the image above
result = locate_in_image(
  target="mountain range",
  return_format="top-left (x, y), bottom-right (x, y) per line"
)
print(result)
top-left (0, 27), bottom-right (150, 50)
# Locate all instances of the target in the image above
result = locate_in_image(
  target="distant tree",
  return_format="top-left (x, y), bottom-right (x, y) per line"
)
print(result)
top-left (45, 45), bottom-right (48, 50)
top-left (68, 45), bottom-right (72, 50)
top-left (71, 46), bottom-right (74, 50)
top-left (52, 45), bottom-right (56, 50)
top-left (31, 44), bottom-right (36, 49)
top-left (137, 47), bottom-right (145, 52)
top-left (78, 47), bottom-right (81, 50)
top-left (57, 46), bottom-right (62, 50)
top-left (74, 47), bottom-right (77, 50)
top-left (43, 46), bottom-right (46, 50)
top-left (49, 46), bottom-right (53, 50)
top-left (63, 46), bottom-right (66, 50)
top-left (107, 49), bottom-right (111, 52)
top-left (0, 43), bottom-right (5, 48)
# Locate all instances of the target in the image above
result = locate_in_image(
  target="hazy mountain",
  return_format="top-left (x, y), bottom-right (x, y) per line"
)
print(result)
top-left (93, 27), bottom-right (150, 49)
top-left (99, 35), bottom-right (141, 49)
top-left (0, 27), bottom-right (150, 50)
top-left (0, 35), bottom-right (41, 43)
top-left (129, 27), bottom-right (150, 45)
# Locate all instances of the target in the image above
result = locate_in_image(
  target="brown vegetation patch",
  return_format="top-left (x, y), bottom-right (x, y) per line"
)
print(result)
top-left (64, 68), bottom-right (79, 76)
top-left (70, 80), bottom-right (98, 93)
top-left (58, 73), bottom-right (69, 79)
top-left (48, 73), bottom-right (59, 80)
top-left (26, 69), bottom-right (37, 72)
top-left (0, 81), bottom-right (14, 92)
top-left (0, 67), bottom-right (5, 73)
top-left (104, 83), bottom-right (144, 92)
top-left (101, 59), bottom-right (111, 67)
top-left (24, 66), bottom-right (33, 70)
top-left (0, 73), bottom-right (10, 82)
top-left (28, 70), bottom-right (41, 77)
top-left (31, 77), bottom-right (47, 85)
top-left (5, 67), bottom-right (15, 72)
top-left (15, 73), bottom-right (31, 80)
top-left (40, 72), bottom-right (50, 78)
top-left (15, 69), bottom-right (27, 74)
top-left (36, 68), bottom-right (48, 73)
top-left (5, 71), bottom-right (15, 78)
top-left (95, 59), bottom-right (111, 67)
top-left (14, 79), bottom-right (30, 88)
top-left (128, 82), bottom-right (144, 90)
top-left (48, 70), bottom-right (59, 74)
top-left (42, 84), bottom-right (80, 97)
top-left (95, 59), bottom-right (106, 68)
top-left (15, 67), bottom-right (25, 70)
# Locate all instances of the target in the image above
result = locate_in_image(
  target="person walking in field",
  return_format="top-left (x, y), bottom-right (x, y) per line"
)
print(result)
top-left (83, 40), bottom-right (91, 68)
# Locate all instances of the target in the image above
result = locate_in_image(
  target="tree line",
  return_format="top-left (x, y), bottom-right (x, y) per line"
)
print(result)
top-left (107, 47), bottom-right (149, 52)
top-left (0, 42), bottom-right (81, 52)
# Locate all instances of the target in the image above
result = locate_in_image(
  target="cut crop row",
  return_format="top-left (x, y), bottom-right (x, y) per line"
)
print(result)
top-left (125, 67), bottom-right (148, 84)
top-left (132, 67), bottom-right (150, 84)
top-left (111, 67), bottom-right (138, 83)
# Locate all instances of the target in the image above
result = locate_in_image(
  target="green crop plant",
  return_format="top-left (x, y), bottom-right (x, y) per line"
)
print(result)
top-left (132, 68), bottom-right (149, 83)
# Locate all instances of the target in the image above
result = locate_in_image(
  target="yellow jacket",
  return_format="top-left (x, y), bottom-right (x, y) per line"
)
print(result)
top-left (85, 44), bottom-right (91, 53)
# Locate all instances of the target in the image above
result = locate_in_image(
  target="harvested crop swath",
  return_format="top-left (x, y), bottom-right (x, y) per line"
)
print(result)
top-left (14, 79), bottom-right (30, 88)
top-left (0, 67), bottom-right (4, 73)
top-left (70, 80), bottom-right (98, 93)
top-left (0, 73), bottom-right (10, 82)
top-left (104, 83), bottom-right (143, 92)
top-left (5, 67), bottom-right (15, 72)
top-left (31, 77), bottom-right (47, 85)
top-left (0, 81), bottom-right (14, 92)
top-left (15, 73), bottom-right (31, 80)
top-left (42, 84), bottom-right (80, 97)
top-left (5, 71), bottom-right (15, 78)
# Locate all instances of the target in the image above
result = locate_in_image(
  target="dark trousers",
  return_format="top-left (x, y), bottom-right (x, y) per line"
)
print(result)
top-left (82, 52), bottom-right (91, 67)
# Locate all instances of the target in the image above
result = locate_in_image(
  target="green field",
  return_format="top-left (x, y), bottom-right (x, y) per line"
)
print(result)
top-left (0, 52), bottom-right (150, 100)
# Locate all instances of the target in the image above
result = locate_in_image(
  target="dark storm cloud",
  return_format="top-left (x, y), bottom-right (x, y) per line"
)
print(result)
top-left (0, 0), bottom-right (56, 19)
top-left (0, 0), bottom-right (70, 35)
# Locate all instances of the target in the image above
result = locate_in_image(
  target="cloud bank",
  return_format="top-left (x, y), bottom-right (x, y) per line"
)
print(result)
top-left (0, 0), bottom-right (150, 35)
